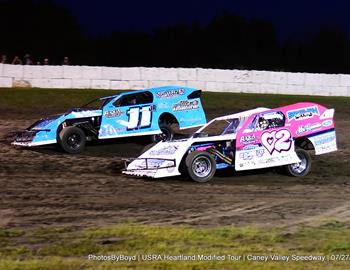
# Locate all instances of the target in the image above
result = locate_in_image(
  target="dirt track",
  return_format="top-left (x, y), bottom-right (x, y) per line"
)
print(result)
top-left (1, 110), bottom-right (350, 229)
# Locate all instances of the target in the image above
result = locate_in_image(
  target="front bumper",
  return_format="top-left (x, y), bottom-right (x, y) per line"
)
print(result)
top-left (12, 129), bottom-right (55, 147)
top-left (122, 158), bottom-right (177, 178)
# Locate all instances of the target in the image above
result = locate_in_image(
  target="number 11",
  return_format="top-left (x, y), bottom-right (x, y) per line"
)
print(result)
top-left (127, 106), bottom-right (152, 130)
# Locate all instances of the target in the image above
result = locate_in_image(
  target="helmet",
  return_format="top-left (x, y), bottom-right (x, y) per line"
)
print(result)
top-left (258, 117), bottom-right (268, 129)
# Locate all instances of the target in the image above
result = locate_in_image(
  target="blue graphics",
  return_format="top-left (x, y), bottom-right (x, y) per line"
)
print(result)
top-left (287, 106), bottom-right (320, 121)
top-left (98, 86), bottom-right (206, 139)
top-left (13, 86), bottom-right (207, 147)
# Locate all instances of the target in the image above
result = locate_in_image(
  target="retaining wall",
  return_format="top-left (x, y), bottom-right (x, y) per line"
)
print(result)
top-left (0, 64), bottom-right (349, 96)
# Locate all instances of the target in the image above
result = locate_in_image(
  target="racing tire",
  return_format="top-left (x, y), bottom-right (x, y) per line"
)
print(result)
top-left (185, 151), bottom-right (216, 183)
top-left (285, 148), bottom-right (311, 177)
top-left (58, 126), bottom-right (86, 154)
top-left (151, 124), bottom-right (174, 143)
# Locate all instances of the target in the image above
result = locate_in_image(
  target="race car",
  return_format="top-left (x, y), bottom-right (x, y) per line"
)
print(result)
top-left (123, 102), bottom-right (337, 182)
top-left (12, 86), bottom-right (207, 153)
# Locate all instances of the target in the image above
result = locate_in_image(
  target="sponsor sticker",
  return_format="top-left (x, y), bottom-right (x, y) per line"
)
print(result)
top-left (149, 145), bottom-right (178, 155)
top-left (173, 100), bottom-right (199, 112)
top-left (322, 120), bottom-right (333, 127)
top-left (240, 134), bottom-right (256, 144)
top-left (104, 109), bottom-right (124, 118)
top-left (287, 106), bottom-right (320, 121)
top-left (296, 122), bottom-right (322, 135)
top-left (156, 89), bottom-right (185, 98)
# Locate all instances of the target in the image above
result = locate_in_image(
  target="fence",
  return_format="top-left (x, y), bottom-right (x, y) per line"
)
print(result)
top-left (0, 64), bottom-right (349, 96)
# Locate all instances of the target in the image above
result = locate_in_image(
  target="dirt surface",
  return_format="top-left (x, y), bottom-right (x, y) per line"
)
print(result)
top-left (0, 109), bottom-right (350, 229)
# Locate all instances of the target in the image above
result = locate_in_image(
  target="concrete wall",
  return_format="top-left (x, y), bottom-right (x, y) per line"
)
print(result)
top-left (1, 64), bottom-right (350, 96)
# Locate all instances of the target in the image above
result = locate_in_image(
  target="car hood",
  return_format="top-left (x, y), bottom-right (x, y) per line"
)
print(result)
top-left (29, 109), bottom-right (102, 130)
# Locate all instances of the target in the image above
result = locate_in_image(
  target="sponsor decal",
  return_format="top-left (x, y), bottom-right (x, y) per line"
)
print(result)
top-left (313, 133), bottom-right (336, 146)
top-left (156, 88), bottom-right (185, 98)
top-left (261, 129), bottom-right (292, 155)
top-left (243, 144), bottom-right (259, 150)
top-left (149, 145), bottom-right (178, 155)
top-left (99, 125), bottom-right (126, 136)
top-left (240, 134), bottom-right (256, 144)
top-left (239, 151), bottom-right (253, 160)
top-left (71, 110), bottom-right (101, 117)
top-left (173, 100), bottom-right (199, 112)
top-left (296, 122), bottom-right (322, 135)
top-left (287, 106), bottom-right (320, 121)
top-left (104, 109), bottom-right (124, 118)
top-left (256, 149), bottom-right (265, 157)
top-left (322, 120), bottom-right (333, 127)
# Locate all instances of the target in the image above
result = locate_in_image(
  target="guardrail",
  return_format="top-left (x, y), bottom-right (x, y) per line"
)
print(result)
top-left (0, 64), bottom-right (349, 96)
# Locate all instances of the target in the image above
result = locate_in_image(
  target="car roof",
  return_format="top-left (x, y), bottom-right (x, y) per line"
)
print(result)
top-left (99, 85), bottom-right (197, 100)
top-left (214, 107), bottom-right (270, 121)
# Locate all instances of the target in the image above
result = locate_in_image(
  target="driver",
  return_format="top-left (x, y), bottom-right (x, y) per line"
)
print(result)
top-left (258, 117), bottom-right (268, 130)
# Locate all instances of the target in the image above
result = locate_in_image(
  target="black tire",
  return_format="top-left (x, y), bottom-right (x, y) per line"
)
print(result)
top-left (58, 126), bottom-right (86, 154)
top-left (285, 148), bottom-right (311, 177)
top-left (185, 151), bottom-right (216, 183)
top-left (151, 124), bottom-right (174, 143)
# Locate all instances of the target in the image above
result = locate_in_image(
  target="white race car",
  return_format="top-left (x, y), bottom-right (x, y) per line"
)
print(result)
top-left (123, 103), bottom-right (337, 182)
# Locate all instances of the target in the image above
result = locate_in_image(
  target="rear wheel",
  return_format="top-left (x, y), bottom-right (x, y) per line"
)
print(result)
top-left (151, 124), bottom-right (174, 143)
top-left (285, 148), bottom-right (311, 177)
top-left (58, 126), bottom-right (86, 154)
top-left (185, 151), bottom-right (216, 182)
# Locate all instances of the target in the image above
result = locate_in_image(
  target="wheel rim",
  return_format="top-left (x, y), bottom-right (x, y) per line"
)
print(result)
top-left (67, 133), bottom-right (81, 149)
top-left (290, 154), bottom-right (307, 174)
top-left (192, 156), bottom-right (212, 178)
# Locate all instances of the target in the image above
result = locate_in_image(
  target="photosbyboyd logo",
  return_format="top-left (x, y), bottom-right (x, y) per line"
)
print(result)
top-left (287, 106), bottom-right (320, 121)
top-left (88, 254), bottom-right (136, 261)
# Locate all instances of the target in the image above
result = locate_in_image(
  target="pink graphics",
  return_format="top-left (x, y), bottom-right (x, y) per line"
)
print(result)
top-left (235, 102), bottom-right (337, 171)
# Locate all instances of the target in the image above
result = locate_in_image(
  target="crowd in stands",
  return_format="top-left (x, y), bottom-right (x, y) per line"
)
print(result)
top-left (0, 54), bottom-right (70, 65)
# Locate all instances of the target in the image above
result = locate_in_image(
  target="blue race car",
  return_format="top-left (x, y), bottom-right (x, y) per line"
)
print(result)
top-left (12, 86), bottom-right (207, 153)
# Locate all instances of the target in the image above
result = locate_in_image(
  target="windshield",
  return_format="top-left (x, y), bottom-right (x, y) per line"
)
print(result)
top-left (81, 97), bottom-right (112, 110)
top-left (196, 118), bottom-right (242, 137)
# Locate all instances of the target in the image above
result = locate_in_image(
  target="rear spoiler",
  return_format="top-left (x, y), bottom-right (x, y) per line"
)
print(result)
top-left (187, 90), bottom-right (201, 99)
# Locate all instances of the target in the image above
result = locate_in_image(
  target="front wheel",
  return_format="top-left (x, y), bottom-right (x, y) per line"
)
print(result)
top-left (58, 126), bottom-right (86, 154)
top-left (151, 124), bottom-right (174, 143)
top-left (285, 148), bottom-right (311, 177)
top-left (185, 151), bottom-right (216, 183)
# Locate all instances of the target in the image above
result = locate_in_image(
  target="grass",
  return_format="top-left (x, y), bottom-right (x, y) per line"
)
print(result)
top-left (1, 221), bottom-right (350, 269)
top-left (0, 88), bottom-right (349, 116)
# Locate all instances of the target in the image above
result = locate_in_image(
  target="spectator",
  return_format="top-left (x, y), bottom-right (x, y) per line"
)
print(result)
top-left (24, 53), bottom-right (33, 65)
top-left (62, 56), bottom-right (70, 65)
top-left (11, 56), bottom-right (23, 65)
top-left (43, 58), bottom-right (49, 65)
top-left (1, 54), bottom-right (8, 64)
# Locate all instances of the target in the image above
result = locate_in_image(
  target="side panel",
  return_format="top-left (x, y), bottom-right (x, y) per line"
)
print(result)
top-left (153, 87), bottom-right (207, 129)
top-left (281, 103), bottom-right (335, 138)
top-left (235, 114), bottom-right (300, 171)
top-left (308, 130), bottom-right (337, 155)
top-left (99, 97), bottom-right (159, 139)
